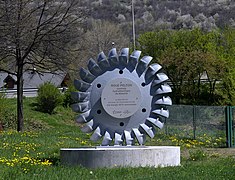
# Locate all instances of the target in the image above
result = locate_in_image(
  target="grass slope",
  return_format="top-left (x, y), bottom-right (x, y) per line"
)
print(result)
top-left (0, 98), bottom-right (235, 179)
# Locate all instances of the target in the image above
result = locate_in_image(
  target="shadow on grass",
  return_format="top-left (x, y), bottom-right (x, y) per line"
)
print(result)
top-left (29, 102), bottom-right (57, 115)
top-left (29, 102), bottom-right (39, 111)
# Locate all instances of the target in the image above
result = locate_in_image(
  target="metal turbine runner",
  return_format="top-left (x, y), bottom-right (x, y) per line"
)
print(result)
top-left (71, 48), bottom-right (172, 146)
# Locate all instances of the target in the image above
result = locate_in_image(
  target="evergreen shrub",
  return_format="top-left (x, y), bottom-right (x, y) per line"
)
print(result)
top-left (36, 82), bottom-right (63, 114)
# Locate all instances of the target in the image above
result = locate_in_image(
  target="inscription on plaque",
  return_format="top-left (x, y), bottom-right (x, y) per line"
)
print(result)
top-left (101, 78), bottom-right (141, 118)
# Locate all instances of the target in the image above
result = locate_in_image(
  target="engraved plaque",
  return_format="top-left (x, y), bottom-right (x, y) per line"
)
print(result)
top-left (101, 78), bottom-right (141, 118)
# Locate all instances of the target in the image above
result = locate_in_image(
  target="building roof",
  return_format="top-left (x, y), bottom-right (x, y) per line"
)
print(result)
top-left (0, 70), bottom-right (67, 89)
top-left (23, 70), bottom-right (66, 88)
top-left (0, 72), bottom-right (17, 88)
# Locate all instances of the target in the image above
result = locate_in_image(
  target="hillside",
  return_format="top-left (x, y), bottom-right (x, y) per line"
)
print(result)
top-left (83, 0), bottom-right (235, 33)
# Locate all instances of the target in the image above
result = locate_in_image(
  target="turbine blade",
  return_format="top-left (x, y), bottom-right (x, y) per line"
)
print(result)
top-left (132, 128), bottom-right (145, 145)
top-left (108, 48), bottom-right (119, 69)
top-left (155, 84), bottom-right (172, 95)
top-left (140, 123), bottom-right (155, 138)
top-left (87, 58), bottom-right (103, 76)
top-left (101, 131), bottom-right (112, 146)
top-left (127, 50), bottom-right (141, 72)
top-left (145, 63), bottom-right (162, 83)
top-left (97, 51), bottom-right (107, 62)
top-left (132, 50), bottom-right (141, 59)
top-left (98, 59), bottom-right (110, 72)
top-left (71, 92), bottom-right (90, 102)
top-left (74, 79), bottom-right (91, 92)
top-left (152, 73), bottom-right (169, 86)
top-left (97, 51), bottom-right (110, 71)
top-left (108, 48), bottom-right (117, 57)
top-left (154, 96), bottom-right (172, 106)
top-left (75, 110), bottom-right (92, 123)
top-left (114, 133), bottom-right (123, 146)
top-left (152, 108), bottom-right (169, 118)
top-left (136, 56), bottom-right (152, 77)
top-left (124, 130), bottom-right (134, 146)
top-left (147, 117), bottom-right (164, 129)
top-left (119, 48), bottom-right (129, 68)
top-left (79, 68), bottom-right (96, 83)
top-left (81, 120), bottom-right (94, 133)
top-left (71, 101), bottom-right (90, 113)
top-left (90, 126), bottom-right (102, 141)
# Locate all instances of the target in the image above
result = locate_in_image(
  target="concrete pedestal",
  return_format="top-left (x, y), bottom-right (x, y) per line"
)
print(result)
top-left (60, 146), bottom-right (180, 168)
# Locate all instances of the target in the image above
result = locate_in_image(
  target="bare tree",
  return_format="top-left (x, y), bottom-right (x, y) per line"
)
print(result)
top-left (81, 20), bottom-right (130, 62)
top-left (0, 0), bottom-right (86, 131)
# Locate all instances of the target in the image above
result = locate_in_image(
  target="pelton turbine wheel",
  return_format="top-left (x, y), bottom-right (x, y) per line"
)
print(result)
top-left (71, 48), bottom-right (172, 146)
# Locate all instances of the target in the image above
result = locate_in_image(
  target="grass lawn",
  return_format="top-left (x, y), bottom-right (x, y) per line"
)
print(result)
top-left (0, 98), bottom-right (235, 180)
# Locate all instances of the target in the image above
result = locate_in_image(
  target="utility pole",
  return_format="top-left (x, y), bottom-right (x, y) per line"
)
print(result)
top-left (132, 0), bottom-right (136, 50)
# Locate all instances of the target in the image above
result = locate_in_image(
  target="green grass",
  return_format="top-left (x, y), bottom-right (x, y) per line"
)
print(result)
top-left (0, 98), bottom-right (235, 180)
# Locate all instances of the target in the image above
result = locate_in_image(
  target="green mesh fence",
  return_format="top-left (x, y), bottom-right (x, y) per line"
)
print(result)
top-left (227, 106), bottom-right (235, 147)
top-left (163, 105), bottom-right (227, 147)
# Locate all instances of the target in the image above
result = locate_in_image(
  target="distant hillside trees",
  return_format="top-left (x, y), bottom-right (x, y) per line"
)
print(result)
top-left (138, 28), bottom-right (235, 105)
top-left (85, 0), bottom-right (235, 35)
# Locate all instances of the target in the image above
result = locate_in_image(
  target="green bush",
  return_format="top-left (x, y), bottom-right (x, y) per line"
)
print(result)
top-left (36, 82), bottom-right (63, 114)
top-left (0, 91), bottom-right (16, 130)
top-left (62, 85), bottom-right (77, 107)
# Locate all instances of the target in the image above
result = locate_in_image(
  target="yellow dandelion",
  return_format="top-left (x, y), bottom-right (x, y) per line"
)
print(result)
top-left (41, 160), bottom-right (52, 166)
top-left (185, 144), bottom-right (191, 148)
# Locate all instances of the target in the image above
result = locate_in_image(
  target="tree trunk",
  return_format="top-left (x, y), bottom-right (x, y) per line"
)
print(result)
top-left (17, 58), bottom-right (24, 132)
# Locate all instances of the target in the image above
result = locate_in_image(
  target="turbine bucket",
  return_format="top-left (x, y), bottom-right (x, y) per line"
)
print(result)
top-left (71, 92), bottom-right (90, 102)
top-left (127, 50), bottom-right (141, 72)
top-left (101, 131), bottom-right (112, 146)
top-left (75, 110), bottom-right (92, 123)
top-left (119, 48), bottom-right (129, 68)
top-left (90, 126), bottom-right (102, 141)
top-left (152, 73), bottom-right (169, 86)
top-left (155, 84), bottom-right (172, 95)
top-left (154, 96), bottom-right (172, 106)
top-left (124, 130), bottom-right (134, 146)
top-left (97, 59), bottom-right (110, 72)
top-left (152, 108), bottom-right (169, 118)
top-left (97, 52), bottom-right (110, 72)
top-left (147, 117), bottom-right (164, 129)
top-left (87, 58), bottom-right (103, 76)
top-left (79, 67), bottom-right (96, 83)
top-left (136, 56), bottom-right (153, 77)
top-left (131, 50), bottom-right (141, 59)
top-left (71, 101), bottom-right (90, 113)
top-left (74, 79), bottom-right (91, 92)
top-left (145, 63), bottom-right (162, 83)
top-left (132, 128), bottom-right (145, 145)
top-left (108, 48), bottom-right (119, 69)
top-left (97, 51), bottom-right (107, 62)
top-left (114, 133), bottom-right (123, 146)
top-left (81, 120), bottom-right (94, 133)
top-left (140, 124), bottom-right (155, 138)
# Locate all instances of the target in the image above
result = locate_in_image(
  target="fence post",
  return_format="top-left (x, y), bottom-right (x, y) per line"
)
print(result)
top-left (193, 105), bottom-right (196, 139)
top-left (226, 106), bottom-right (233, 148)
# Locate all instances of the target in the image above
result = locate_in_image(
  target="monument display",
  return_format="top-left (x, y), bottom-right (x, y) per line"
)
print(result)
top-left (60, 48), bottom-right (180, 168)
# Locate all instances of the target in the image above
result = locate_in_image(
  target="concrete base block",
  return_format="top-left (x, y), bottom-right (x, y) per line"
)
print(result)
top-left (60, 146), bottom-right (180, 168)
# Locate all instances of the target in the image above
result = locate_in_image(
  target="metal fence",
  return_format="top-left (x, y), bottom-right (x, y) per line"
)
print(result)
top-left (163, 105), bottom-right (227, 147)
